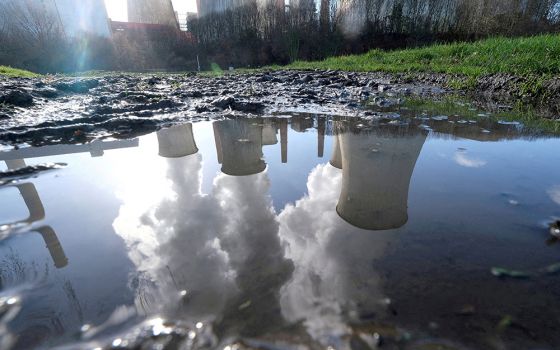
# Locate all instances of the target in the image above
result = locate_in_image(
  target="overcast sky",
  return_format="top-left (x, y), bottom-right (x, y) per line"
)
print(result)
top-left (104, 0), bottom-right (198, 22)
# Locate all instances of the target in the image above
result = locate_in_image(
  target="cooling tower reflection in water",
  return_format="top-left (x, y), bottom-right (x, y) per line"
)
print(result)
top-left (1, 115), bottom-right (560, 349)
top-left (157, 124), bottom-right (198, 158)
top-left (334, 122), bottom-right (428, 230)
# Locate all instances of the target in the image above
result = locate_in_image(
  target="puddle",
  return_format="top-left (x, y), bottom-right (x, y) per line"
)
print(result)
top-left (0, 113), bottom-right (560, 349)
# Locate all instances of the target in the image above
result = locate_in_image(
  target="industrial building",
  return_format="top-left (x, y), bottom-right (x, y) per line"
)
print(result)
top-left (127, 0), bottom-right (179, 28)
top-left (196, 0), bottom-right (286, 17)
top-left (0, 0), bottom-right (111, 37)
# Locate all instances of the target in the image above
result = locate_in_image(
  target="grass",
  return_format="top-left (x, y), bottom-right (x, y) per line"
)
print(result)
top-left (286, 34), bottom-right (560, 77)
top-left (0, 66), bottom-right (39, 78)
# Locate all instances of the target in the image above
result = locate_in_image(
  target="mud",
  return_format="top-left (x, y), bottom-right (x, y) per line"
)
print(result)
top-left (1, 70), bottom-right (558, 146)
top-left (0, 71), bottom-right (444, 146)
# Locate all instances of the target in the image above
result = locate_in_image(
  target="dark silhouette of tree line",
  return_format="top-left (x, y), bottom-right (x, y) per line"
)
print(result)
top-left (190, 0), bottom-right (560, 68)
top-left (0, 0), bottom-right (559, 72)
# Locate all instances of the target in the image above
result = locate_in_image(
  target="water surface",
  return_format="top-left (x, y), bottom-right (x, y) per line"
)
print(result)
top-left (1, 114), bottom-right (560, 349)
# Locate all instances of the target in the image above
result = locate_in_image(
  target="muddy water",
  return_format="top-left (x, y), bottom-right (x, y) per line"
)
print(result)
top-left (0, 114), bottom-right (560, 350)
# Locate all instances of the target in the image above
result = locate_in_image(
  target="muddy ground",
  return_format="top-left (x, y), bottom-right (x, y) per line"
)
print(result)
top-left (0, 70), bottom-right (558, 146)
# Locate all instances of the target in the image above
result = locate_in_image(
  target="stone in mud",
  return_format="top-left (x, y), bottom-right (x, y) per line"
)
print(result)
top-left (195, 104), bottom-right (212, 113)
top-left (300, 74), bottom-right (313, 83)
top-left (550, 220), bottom-right (560, 238)
top-left (378, 85), bottom-right (391, 92)
top-left (184, 90), bottom-right (203, 98)
top-left (370, 96), bottom-right (396, 108)
top-left (145, 99), bottom-right (181, 110)
top-left (211, 96), bottom-right (235, 109)
top-left (34, 87), bottom-right (59, 98)
top-left (53, 79), bottom-right (99, 93)
top-left (147, 77), bottom-right (160, 85)
top-left (256, 74), bottom-right (273, 82)
top-left (0, 90), bottom-right (34, 107)
top-left (232, 100), bottom-right (265, 113)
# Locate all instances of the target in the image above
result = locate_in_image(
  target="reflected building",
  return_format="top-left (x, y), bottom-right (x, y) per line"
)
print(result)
top-left (335, 123), bottom-right (427, 230)
top-left (329, 134), bottom-right (342, 169)
top-left (2, 159), bottom-right (68, 269)
top-left (157, 124), bottom-right (199, 158)
top-left (290, 115), bottom-right (314, 133)
top-left (213, 119), bottom-right (266, 176)
top-left (278, 163), bottom-right (396, 347)
top-left (278, 123), bottom-right (427, 346)
top-left (317, 117), bottom-right (326, 157)
top-left (114, 135), bottom-right (292, 333)
top-left (279, 119), bottom-right (288, 163)
top-left (290, 115), bottom-right (327, 158)
top-left (0, 139), bottom-right (139, 269)
top-left (262, 119), bottom-right (279, 146)
top-left (0, 139), bottom-right (139, 161)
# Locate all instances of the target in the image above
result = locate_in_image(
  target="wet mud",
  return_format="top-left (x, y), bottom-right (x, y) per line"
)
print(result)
top-left (2, 70), bottom-right (557, 147)
top-left (1, 70), bottom-right (449, 146)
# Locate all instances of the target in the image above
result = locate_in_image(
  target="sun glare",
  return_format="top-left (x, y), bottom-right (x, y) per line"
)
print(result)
top-left (104, 0), bottom-right (198, 22)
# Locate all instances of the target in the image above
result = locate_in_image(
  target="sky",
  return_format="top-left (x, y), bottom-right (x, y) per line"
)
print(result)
top-left (104, 0), bottom-right (198, 22)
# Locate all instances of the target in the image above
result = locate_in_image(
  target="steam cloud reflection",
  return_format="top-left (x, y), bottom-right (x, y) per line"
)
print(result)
top-left (2, 113), bottom-right (556, 349)
top-left (114, 118), bottom-right (426, 345)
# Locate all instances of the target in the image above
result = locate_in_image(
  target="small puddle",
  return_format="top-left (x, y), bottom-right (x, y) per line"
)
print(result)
top-left (0, 109), bottom-right (560, 349)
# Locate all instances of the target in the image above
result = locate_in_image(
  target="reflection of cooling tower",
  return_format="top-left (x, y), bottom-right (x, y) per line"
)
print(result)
top-left (329, 136), bottom-right (342, 169)
top-left (291, 116), bottom-right (314, 132)
top-left (336, 128), bottom-right (427, 230)
top-left (262, 120), bottom-right (278, 146)
top-left (36, 226), bottom-right (68, 268)
top-left (317, 117), bottom-right (325, 158)
top-left (157, 124), bottom-right (198, 158)
top-left (128, 0), bottom-right (178, 27)
top-left (5, 160), bottom-right (46, 224)
top-left (3, 160), bottom-right (68, 269)
top-left (213, 120), bottom-right (266, 176)
top-left (54, 0), bottom-right (112, 37)
top-left (280, 119), bottom-right (288, 163)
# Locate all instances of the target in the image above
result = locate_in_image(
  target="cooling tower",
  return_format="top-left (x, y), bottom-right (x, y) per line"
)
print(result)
top-left (336, 125), bottom-right (427, 230)
top-left (329, 135), bottom-right (342, 169)
top-left (54, 0), bottom-right (111, 37)
top-left (0, 0), bottom-right (111, 37)
top-left (197, 0), bottom-right (275, 17)
top-left (262, 120), bottom-right (279, 146)
top-left (157, 124), bottom-right (199, 158)
top-left (128, 0), bottom-right (179, 27)
top-left (213, 119), bottom-right (266, 176)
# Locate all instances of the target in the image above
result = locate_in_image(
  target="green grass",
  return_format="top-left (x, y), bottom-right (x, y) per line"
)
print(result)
top-left (0, 66), bottom-right (39, 78)
top-left (286, 34), bottom-right (560, 77)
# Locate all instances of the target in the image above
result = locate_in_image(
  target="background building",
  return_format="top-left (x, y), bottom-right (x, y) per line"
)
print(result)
top-left (196, 0), bottom-right (284, 17)
top-left (128, 0), bottom-right (179, 28)
top-left (0, 0), bottom-right (111, 37)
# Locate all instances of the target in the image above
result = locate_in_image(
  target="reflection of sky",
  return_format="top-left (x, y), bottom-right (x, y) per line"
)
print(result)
top-left (548, 185), bottom-right (560, 205)
top-left (263, 128), bottom-right (334, 211)
top-left (453, 149), bottom-right (487, 168)
top-left (2, 121), bottom-right (560, 348)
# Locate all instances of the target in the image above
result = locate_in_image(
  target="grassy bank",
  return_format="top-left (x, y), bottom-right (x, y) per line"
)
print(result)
top-left (0, 66), bottom-right (39, 78)
top-left (287, 35), bottom-right (560, 77)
